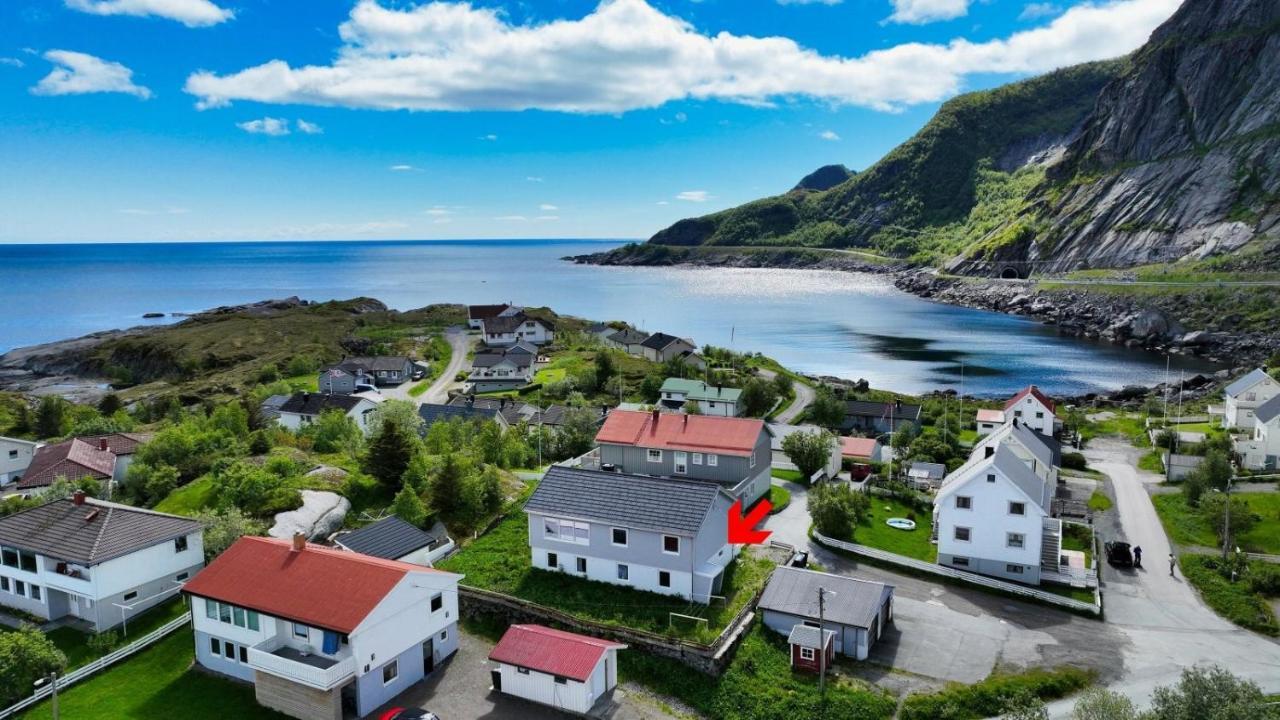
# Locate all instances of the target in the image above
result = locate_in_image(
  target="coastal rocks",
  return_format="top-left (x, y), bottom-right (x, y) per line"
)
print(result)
top-left (269, 490), bottom-right (350, 542)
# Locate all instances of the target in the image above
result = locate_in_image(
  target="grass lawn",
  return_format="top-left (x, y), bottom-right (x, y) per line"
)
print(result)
top-left (1084, 412), bottom-right (1150, 446)
top-left (1138, 450), bottom-right (1165, 474)
top-left (620, 625), bottom-right (896, 720)
top-left (1153, 492), bottom-right (1280, 554)
top-left (406, 379), bottom-right (431, 397)
top-left (1041, 583), bottom-right (1098, 604)
top-left (852, 497), bottom-right (936, 562)
top-left (1087, 490), bottom-right (1113, 513)
top-left (767, 484), bottom-right (791, 514)
top-left (958, 429), bottom-right (979, 447)
top-left (772, 469), bottom-right (805, 484)
top-left (18, 630), bottom-right (287, 720)
top-left (154, 476), bottom-right (217, 515)
top-left (1172, 421), bottom-right (1216, 433)
top-left (437, 511), bottom-right (776, 643)
top-left (45, 597), bottom-right (190, 670)
top-left (1061, 523), bottom-right (1094, 568)
top-left (1179, 555), bottom-right (1279, 636)
top-left (1152, 493), bottom-right (1220, 548)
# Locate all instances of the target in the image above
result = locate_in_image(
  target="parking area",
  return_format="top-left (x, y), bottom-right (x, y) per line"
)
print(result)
top-left (368, 630), bottom-right (680, 720)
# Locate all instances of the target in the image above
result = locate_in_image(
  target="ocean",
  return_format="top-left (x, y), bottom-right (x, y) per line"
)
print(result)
top-left (0, 239), bottom-right (1216, 396)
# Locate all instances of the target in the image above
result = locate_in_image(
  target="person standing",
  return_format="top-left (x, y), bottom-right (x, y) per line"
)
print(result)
top-left (1169, 552), bottom-right (1176, 577)
top-left (1134, 546), bottom-right (1143, 568)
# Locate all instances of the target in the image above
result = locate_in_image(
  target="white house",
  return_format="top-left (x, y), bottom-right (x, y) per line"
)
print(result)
top-left (639, 333), bottom-right (697, 364)
top-left (334, 516), bottom-right (455, 567)
top-left (1003, 386), bottom-right (1060, 437)
top-left (971, 419), bottom-right (1060, 486)
top-left (481, 313), bottom-right (555, 347)
top-left (767, 423), bottom-right (840, 479)
top-left (0, 492), bottom-right (203, 631)
top-left (185, 535), bottom-right (463, 720)
top-left (467, 347), bottom-right (535, 392)
top-left (975, 409), bottom-right (1006, 437)
top-left (467, 303), bottom-right (521, 330)
top-left (489, 624), bottom-right (626, 715)
top-left (659, 378), bottom-right (743, 417)
top-left (1237, 395), bottom-right (1280, 471)
top-left (275, 392), bottom-right (381, 435)
top-left (933, 443), bottom-right (1057, 585)
top-left (0, 436), bottom-right (42, 486)
top-left (1223, 368), bottom-right (1280, 429)
top-left (759, 566), bottom-right (894, 661)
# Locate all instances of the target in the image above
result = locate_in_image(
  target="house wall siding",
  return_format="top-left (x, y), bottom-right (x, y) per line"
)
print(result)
top-left (355, 642), bottom-right (424, 717)
top-left (194, 628), bottom-right (259, 682)
top-left (934, 464), bottom-right (1047, 586)
top-left (255, 669), bottom-right (343, 720)
top-left (496, 660), bottom-right (600, 714)
top-left (1225, 377), bottom-right (1280, 428)
top-left (0, 438), bottom-right (40, 484)
top-left (761, 609), bottom-right (876, 660)
top-left (597, 428), bottom-right (769, 501)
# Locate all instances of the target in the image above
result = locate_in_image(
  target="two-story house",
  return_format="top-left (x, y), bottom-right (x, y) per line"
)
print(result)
top-left (482, 313), bottom-right (555, 347)
top-left (933, 443), bottom-right (1057, 585)
top-left (185, 535), bottom-right (463, 720)
top-left (1223, 368), bottom-right (1280, 429)
top-left (276, 392), bottom-right (381, 435)
top-left (840, 400), bottom-right (922, 435)
top-left (467, 346), bottom-right (536, 392)
top-left (974, 409), bottom-right (1005, 437)
top-left (524, 466), bottom-right (736, 603)
top-left (639, 333), bottom-right (696, 364)
top-left (326, 357), bottom-right (415, 388)
top-left (0, 492), bottom-right (203, 631)
top-left (971, 418), bottom-right (1060, 484)
top-left (1003, 385), bottom-right (1061, 438)
top-left (0, 436), bottom-right (42, 486)
top-left (658, 378), bottom-right (743, 417)
top-left (467, 303), bottom-right (520, 330)
top-left (595, 409), bottom-right (772, 504)
top-left (1237, 395), bottom-right (1280, 471)
top-left (604, 328), bottom-right (649, 355)
top-left (16, 437), bottom-right (116, 494)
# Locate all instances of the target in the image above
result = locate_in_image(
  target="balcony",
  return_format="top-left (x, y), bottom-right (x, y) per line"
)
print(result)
top-left (42, 560), bottom-right (92, 591)
top-left (246, 637), bottom-right (355, 691)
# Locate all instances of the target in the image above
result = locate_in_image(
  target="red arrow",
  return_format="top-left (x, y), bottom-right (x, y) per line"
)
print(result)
top-left (728, 498), bottom-right (772, 545)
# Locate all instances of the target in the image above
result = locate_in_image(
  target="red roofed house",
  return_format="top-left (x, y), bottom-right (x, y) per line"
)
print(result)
top-left (595, 409), bottom-right (772, 503)
top-left (489, 624), bottom-right (626, 715)
top-left (975, 408), bottom-right (1007, 437)
top-left (839, 436), bottom-right (884, 463)
top-left (184, 535), bottom-right (462, 720)
top-left (1003, 386), bottom-right (1061, 438)
top-left (16, 433), bottom-right (153, 493)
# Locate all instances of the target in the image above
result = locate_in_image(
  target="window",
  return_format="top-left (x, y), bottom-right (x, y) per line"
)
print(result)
top-left (800, 647), bottom-right (816, 661)
top-left (659, 571), bottom-right (671, 588)
top-left (382, 661), bottom-right (399, 685)
top-left (955, 496), bottom-right (972, 510)
top-left (554, 676), bottom-right (568, 685)
top-left (219, 602), bottom-right (231, 623)
top-left (205, 599), bottom-right (217, 619)
top-left (123, 591), bottom-right (138, 602)
top-left (19, 551), bottom-right (36, 573)
top-left (233, 607), bottom-right (246, 627)
top-left (517, 667), bottom-right (530, 675)
top-left (986, 473), bottom-right (996, 483)
top-left (952, 557), bottom-right (970, 567)
top-left (224, 641), bottom-right (235, 659)
top-left (674, 451), bottom-right (688, 474)
top-left (174, 536), bottom-right (189, 553)
top-left (1006, 533), bottom-right (1025, 549)
top-left (30, 585), bottom-right (40, 601)
top-left (693, 453), bottom-right (703, 465)
top-left (175, 572), bottom-right (189, 582)
top-left (1008, 501), bottom-right (1025, 516)
top-left (293, 623), bottom-right (308, 639)
top-left (662, 535), bottom-right (680, 554)
top-left (954, 527), bottom-right (971, 542)
top-left (0, 577), bottom-right (8, 593)
top-left (210, 638), bottom-right (221, 656)
top-left (15, 580), bottom-right (25, 596)
top-left (1006, 564), bottom-right (1024, 574)
top-left (802, 620), bottom-right (820, 628)
top-left (247, 611), bottom-right (260, 631)
top-left (1, 547), bottom-right (16, 567)
top-left (7, 450), bottom-right (16, 459)
top-left (239, 646), bottom-right (248, 664)
top-left (749, 451), bottom-right (756, 468)
top-left (431, 593), bottom-right (443, 612)
top-left (1035, 411), bottom-right (1044, 419)
top-left (611, 528), bottom-right (628, 546)
top-left (647, 449), bottom-right (663, 463)
top-left (547, 552), bottom-right (558, 568)
top-left (707, 454), bottom-right (718, 467)
top-left (1014, 410), bottom-right (1023, 418)
top-left (576, 557), bottom-right (587, 573)
top-left (544, 518), bottom-right (590, 545)
top-left (440, 630), bottom-right (448, 641)
top-left (617, 564), bottom-right (629, 580)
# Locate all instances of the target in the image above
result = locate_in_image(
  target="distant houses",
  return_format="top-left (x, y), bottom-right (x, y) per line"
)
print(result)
top-left (467, 342), bottom-right (537, 392)
top-left (1236, 394), bottom-right (1280, 471)
top-left (1002, 385), bottom-right (1061, 437)
top-left (975, 409), bottom-right (1005, 437)
top-left (604, 328), bottom-right (649, 355)
top-left (276, 392), bottom-right (381, 435)
top-left (768, 423), bottom-right (841, 479)
top-left (841, 400), bottom-right (922, 435)
top-left (659, 378), bottom-right (742, 417)
top-left (14, 432), bottom-right (152, 493)
top-left (334, 515), bottom-right (454, 567)
top-left (598, 324), bottom-right (705, 369)
top-left (0, 436), bottom-right (42, 486)
top-left (839, 436), bottom-right (884, 465)
top-left (319, 356), bottom-right (415, 390)
top-left (417, 401), bottom-right (510, 432)
top-left (640, 332), bottom-right (697, 364)
top-left (446, 395), bottom-right (579, 430)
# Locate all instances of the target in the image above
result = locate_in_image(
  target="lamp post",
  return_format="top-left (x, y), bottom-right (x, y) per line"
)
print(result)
top-left (34, 672), bottom-right (59, 720)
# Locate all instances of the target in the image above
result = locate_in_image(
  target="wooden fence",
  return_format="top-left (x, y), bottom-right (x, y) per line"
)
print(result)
top-left (0, 612), bottom-right (192, 719)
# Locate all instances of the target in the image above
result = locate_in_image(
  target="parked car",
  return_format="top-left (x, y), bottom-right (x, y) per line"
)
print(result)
top-left (1105, 540), bottom-right (1133, 567)
top-left (355, 383), bottom-right (380, 394)
top-left (412, 369), bottom-right (426, 380)
top-left (790, 551), bottom-right (809, 568)
top-left (849, 464), bottom-right (873, 481)
top-left (378, 709), bottom-right (439, 720)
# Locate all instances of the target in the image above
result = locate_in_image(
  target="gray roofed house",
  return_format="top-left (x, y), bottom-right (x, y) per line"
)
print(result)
top-left (471, 351), bottom-right (534, 370)
top-left (1225, 368), bottom-right (1275, 397)
top-left (759, 566), bottom-right (894, 660)
top-left (906, 461), bottom-right (947, 490)
top-left (0, 493), bottom-right (205, 631)
top-left (418, 402), bottom-right (508, 431)
top-left (638, 332), bottom-right (697, 363)
top-left (260, 394), bottom-right (290, 420)
top-left (526, 466), bottom-right (725, 536)
top-left (841, 400), bottom-right (922, 434)
top-left (1223, 368), bottom-right (1280, 429)
top-left (331, 356), bottom-right (415, 386)
top-left (334, 515), bottom-right (454, 566)
top-left (605, 328), bottom-right (649, 353)
top-left (279, 392), bottom-right (368, 416)
top-left (1257, 394), bottom-right (1280, 424)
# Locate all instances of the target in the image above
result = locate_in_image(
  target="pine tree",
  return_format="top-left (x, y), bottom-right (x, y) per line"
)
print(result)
top-left (430, 453), bottom-right (465, 519)
top-left (361, 419), bottom-right (415, 488)
top-left (390, 485), bottom-right (428, 528)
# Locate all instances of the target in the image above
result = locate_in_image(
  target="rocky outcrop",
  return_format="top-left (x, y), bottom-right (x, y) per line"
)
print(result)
top-left (567, 244), bottom-right (907, 273)
top-left (269, 490), bottom-right (350, 542)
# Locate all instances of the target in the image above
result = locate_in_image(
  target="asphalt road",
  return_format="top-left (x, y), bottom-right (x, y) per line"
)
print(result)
top-left (380, 328), bottom-right (471, 407)
top-left (757, 369), bottom-right (815, 424)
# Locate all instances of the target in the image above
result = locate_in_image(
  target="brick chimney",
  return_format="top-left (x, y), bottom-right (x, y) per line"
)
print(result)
top-left (72, 490), bottom-right (86, 506)
top-left (651, 407), bottom-right (660, 431)
top-left (98, 438), bottom-right (109, 452)
top-left (291, 532), bottom-right (307, 552)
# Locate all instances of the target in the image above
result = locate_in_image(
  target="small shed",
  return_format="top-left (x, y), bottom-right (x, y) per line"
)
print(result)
top-left (489, 625), bottom-right (627, 715)
top-left (788, 625), bottom-right (836, 674)
top-left (759, 566), bottom-right (894, 661)
top-left (906, 461), bottom-right (946, 491)
top-left (1163, 453), bottom-right (1204, 482)
top-left (333, 515), bottom-right (454, 566)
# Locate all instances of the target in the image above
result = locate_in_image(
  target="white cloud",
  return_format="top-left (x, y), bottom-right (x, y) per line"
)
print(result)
top-left (495, 215), bottom-right (528, 221)
top-left (389, 164), bottom-right (420, 171)
top-left (1019, 2), bottom-right (1062, 20)
top-left (656, 200), bottom-right (669, 205)
top-left (478, 133), bottom-right (498, 141)
top-left (296, 119), bottom-right (323, 134)
top-left (65, 0), bottom-right (233, 27)
top-left (31, 50), bottom-right (152, 99)
top-left (536, 215), bottom-right (559, 221)
top-left (886, 0), bottom-right (970, 24)
top-left (118, 206), bottom-right (189, 215)
top-left (539, 203), bottom-right (559, 211)
top-left (236, 117), bottom-right (290, 136)
top-left (819, 130), bottom-right (840, 141)
top-left (677, 190), bottom-right (710, 202)
top-left (0, 57), bottom-right (25, 68)
top-left (183, 0), bottom-right (1181, 115)
top-left (424, 206), bottom-right (453, 216)
top-left (525, 176), bottom-right (544, 182)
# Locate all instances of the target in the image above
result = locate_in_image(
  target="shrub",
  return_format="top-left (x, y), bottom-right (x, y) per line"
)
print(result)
top-left (1062, 452), bottom-right (1087, 471)
top-left (900, 667), bottom-right (1094, 720)
top-left (87, 630), bottom-right (120, 655)
top-left (809, 482), bottom-right (869, 539)
top-left (0, 625), bottom-right (67, 705)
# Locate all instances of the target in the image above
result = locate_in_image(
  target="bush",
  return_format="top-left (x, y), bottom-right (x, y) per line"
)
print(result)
top-left (809, 482), bottom-right (870, 539)
top-left (0, 624), bottom-right (67, 706)
top-left (87, 630), bottom-right (120, 655)
top-left (900, 667), bottom-right (1094, 720)
top-left (1062, 452), bottom-right (1087, 471)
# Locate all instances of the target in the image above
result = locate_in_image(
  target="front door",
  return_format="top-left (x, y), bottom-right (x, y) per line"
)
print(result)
top-left (423, 638), bottom-right (434, 674)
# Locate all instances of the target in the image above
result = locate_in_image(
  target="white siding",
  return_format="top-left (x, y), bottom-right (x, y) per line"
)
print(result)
top-left (496, 652), bottom-right (614, 715)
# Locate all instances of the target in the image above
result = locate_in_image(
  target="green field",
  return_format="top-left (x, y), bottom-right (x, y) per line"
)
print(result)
top-left (852, 497), bottom-right (936, 562)
top-left (1153, 492), bottom-right (1280, 554)
top-left (1179, 555), bottom-right (1279, 636)
top-left (49, 597), bottom-right (190, 670)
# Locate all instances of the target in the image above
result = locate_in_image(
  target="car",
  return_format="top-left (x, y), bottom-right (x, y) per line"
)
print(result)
top-left (412, 370), bottom-right (426, 380)
top-left (354, 383), bottom-right (380, 394)
top-left (378, 709), bottom-right (439, 720)
top-left (790, 551), bottom-right (809, 568)
top-left (1105, 540), bottom-right (1133, 567)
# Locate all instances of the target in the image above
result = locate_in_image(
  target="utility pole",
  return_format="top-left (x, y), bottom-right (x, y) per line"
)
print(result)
top-left (818, 587), bottom-right (828, 697)
top-left (1223, 473), bottom-right (1234, 561)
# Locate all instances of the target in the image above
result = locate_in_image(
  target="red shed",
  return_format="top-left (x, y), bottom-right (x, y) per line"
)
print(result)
top-left (788, 625), bottom-right (835, 674)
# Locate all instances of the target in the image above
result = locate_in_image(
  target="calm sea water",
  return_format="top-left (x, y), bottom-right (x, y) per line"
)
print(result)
top-left (0, 240), bottom-right (1216, 396)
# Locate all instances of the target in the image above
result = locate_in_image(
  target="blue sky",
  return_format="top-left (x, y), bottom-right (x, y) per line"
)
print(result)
top-left (0, 0), bottom-right (1180, 243)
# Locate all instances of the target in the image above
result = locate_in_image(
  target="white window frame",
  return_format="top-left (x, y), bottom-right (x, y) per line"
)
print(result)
top-left (662, 535), bottom-right (680, 555)
top-left (707, 454), bottom-right (718, 467)
top-left (575, 557), bottom-right (587, 574)
top-left (800, 647), bottom-right (816, 661)
top-left (544, 517), bottom-right (590, 545)
top-left (692, 453), bottom-right (703, 465)
top-left (952, 556), bottom-right (970, 567)
top-left (658, 571), bottom-right (671, 588)
top-left (647, 449), bottom-right (663, 463)
top-left (749, 451), bottom-right (756, 468)
top-left (1008, 501), bottom-right (1026, 516)
top-left (293, 623), bottom-right (308, 639)
top-left (1006, 564), bottom-right (1024, 574)
top-left (674, 451), bottom-right (688, 474)
top-left (611, 528), bottom-right (628, 547)
top-left (617, 564), bottom-right (629, 580)
top-left (1006, 533), bottom-right (1025, 549)
top-left (954, 527), bottom-right (971, 542)
top-left (382, 660), bottom-right (399, 685)
top-left (955, 496), bottom-right (972, 510)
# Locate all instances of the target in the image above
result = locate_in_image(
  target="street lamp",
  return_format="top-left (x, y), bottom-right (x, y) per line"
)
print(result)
top-left (33, 671), bottom-right (59, 720)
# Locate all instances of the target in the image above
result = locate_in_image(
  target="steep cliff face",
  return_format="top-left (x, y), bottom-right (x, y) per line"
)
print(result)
top-left (956, 0), bottom-right (1280, 272)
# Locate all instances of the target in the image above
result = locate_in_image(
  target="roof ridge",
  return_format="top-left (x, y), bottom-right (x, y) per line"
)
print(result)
top-left (86, 503), bottom-right (113, 562)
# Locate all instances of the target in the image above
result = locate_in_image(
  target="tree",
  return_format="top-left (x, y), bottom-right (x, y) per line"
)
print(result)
top-left (771, 372), bottom-right (794, 398)
top-left (217, 461), bottom-right (285, 516)
top-left (808, 389), bottom-right (845, 429)
top-left (1070, 688), bottom-right (1137, 720)
top-left (809, 482), bottom-right (868, 539)
top-left (308, 408), bottom-right (363, 454)
top-left (552, 407), bottom-right (600, 460)
top-left (1199, 493), bottom-right (1258, 545)
top-left (594, 350), bottom-right (616, 383)
top-left (193, 507), bottom-right (265, 560)
top-left (125, 461), bottom-right (180, 506)
top-left (362, 419), bottom-right (416, 488)
top-left (1147, 665), bottom-right (1274, 720)
top-left (367, 399), bottom-right (424, 437)
top-left (782, 430), bottom-right (836, 481)
top-left (478, 464), bottom-right (505, 513)
top-left (430, 453), bottom-right (466, 519)
top-left (0, 624), bottom-right (67, 706)
top-left (739, 378), bottom-right (779, 417)
top-left (1003, 692), bottom-right (1048, 720)
top-left (209, 402), bottom-right (250, 438)
top-left (1183, 451), bottom-right (1233, 506)
top-left (34, 396), bottom-right (69, 439)
top-left (97, 393), bottom-right (123, 416)
top-left (391, 485), bottom-right (428, 528)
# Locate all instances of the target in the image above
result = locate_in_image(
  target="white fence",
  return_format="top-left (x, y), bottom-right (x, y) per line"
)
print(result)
top-left (0, 612), bottom-right (192, 719)
top-left (812, 532), bottom-right (1101, 615)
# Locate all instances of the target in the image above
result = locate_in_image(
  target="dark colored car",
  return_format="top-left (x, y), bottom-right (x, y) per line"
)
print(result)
top-left (1105, 541), bottom-right (1134, 567)
top-left (379, 709), bottom-right (439, 720)
top-left (790, 551), bottom-right (809, 568)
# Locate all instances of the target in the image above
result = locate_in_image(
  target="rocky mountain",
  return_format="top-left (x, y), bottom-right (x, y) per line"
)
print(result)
top-left (645, 0), bottom-right (1280, 274)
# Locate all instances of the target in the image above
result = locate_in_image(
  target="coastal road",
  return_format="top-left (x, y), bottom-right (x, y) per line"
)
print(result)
top-left (381, 328), bottom-right (471, 406)
top-left (758, 369), bottom-right (815, 424)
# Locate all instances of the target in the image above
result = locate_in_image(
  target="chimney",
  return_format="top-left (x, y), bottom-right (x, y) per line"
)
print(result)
top-left (84, 509), bottom-right (100, 523)
top-left (303, 391), bottom-right (311, 403)
top-left (651, 408), bottom-right (660, 430)
top-left (1012, 416), bottom-right (1019, 428)
top-left (98, 438), bottom-right (109, 452)
top-left (683, 414), bottom-right (689, 428)
top-left (291, 532), bottom-right (307, 552)
top-left (985, 446), bottom-right (995, 458)
top-left (73, 490), bottom-right (86, 506)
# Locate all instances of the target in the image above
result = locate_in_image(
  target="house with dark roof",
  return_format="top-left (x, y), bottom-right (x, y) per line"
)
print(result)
top-left (418, 402), bottom-right (510, 432)
top-left (906, 461), bottom-right (947, 490)
top-left (841, 400), bottom-right (922, 434)
top-left (595, 409), bottom-right (772, 504)
top-left (185, 535), bottom-right (463, 720)
top-left (489, 624), bottom-right (627, 715)
top-left (1223, 368), bottom-right (1280, 429)
top-left (639, 332), bottom-right (696, 363)
top-left (0, 436), bottom-right (42, 486)
top-left (525, 465), bottom-right (737, 603)
top-left (604, 328), bottom-right (649, 354)
top-left (467, 346), bottom-right (536, 392)
top-left (17, 437), bottom-right (116, 492)
top-left (276, 392), bottom-right (381, 435)
top-left (759, 566), bottom-right (894, 661)
top-left (467, 303), bottom-right (520, 330)
top-left (0, 492), bottom-right (203, 631)
top-left (1004, 385), bottom-right (1061, 437)
top-left (481, 312), bottom-right (555, 347)
top-left (323, 356), bottom-right (415, 388)
top-left (334, 516), bottom-right (454, 566)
